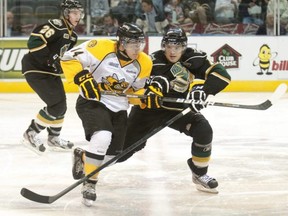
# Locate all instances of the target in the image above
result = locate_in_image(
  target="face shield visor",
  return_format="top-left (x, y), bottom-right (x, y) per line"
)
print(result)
top-left (69, 8), bottom-right (85, 19)
top-left (162, 42), bottom-right (186, 53)
top-left (121, 37), bottom-right (146, 52)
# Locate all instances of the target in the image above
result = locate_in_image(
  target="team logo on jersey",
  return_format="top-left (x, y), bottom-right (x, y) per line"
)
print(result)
top-left (50, 19), bottom-right (62, 26)
top-left (63, 33), bottom-right (69, 39)
top-left (98, 73), bottom-right (129, 92)
top-left (169, 62), bottom-right (192, 93)
top-left (88, 40), bottom-right (97, 48)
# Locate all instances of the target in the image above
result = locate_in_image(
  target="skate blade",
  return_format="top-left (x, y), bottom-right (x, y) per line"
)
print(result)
top-left (195, 184), bottom-right (219, 194)
top-left (82, 198), bottom-right (94, 207)
top-left (21, 139), bottom-right (45, 156)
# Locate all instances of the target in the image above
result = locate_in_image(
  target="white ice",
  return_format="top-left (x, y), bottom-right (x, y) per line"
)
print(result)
top-left (0, 90), bottom-right (288, 216)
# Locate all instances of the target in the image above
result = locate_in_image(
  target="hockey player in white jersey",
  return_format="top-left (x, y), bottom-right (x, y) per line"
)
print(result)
top-left (61, 23), bottom-right (166, 206)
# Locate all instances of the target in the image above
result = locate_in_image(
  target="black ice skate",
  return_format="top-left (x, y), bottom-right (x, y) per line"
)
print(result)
top-left (72, 147), bottom-right (85, 179)
top-left (22, 129), bottom-right (46, 155)
top-left (187, 158), bottom-right (218, 194)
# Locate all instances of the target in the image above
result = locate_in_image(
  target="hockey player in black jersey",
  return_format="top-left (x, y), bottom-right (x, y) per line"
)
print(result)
top-left (21, 0), bottom-right (84, 154)
top-left (118, 27), bottom-right (231, 193)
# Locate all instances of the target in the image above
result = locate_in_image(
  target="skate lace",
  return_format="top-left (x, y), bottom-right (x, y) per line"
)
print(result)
top-left (50, 136), bottom-right (68, 147)
top-left (33, 137), bottom-right (43, 147)
top-left (198, 174), bottom-right (213, 184)
top-left (83, 183), bottom-right (95, 193)
top-left (28, 131), bottom-right (43, 147)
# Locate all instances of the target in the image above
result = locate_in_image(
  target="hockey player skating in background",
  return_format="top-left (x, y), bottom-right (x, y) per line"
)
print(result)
top-left (61, 23), bottom-right (163, 206)
top-left (21, 0), bottom-right (84, 154)
top-left (117, 27), bottom-right (231, 193)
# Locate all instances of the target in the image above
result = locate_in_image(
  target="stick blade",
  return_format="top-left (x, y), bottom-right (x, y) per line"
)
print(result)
top-left (269, 83), bottom-right (287, 104)
top-left (255, 100), bottom-right (272, 110)
top-left (21, 188), bottom-right (52, 204)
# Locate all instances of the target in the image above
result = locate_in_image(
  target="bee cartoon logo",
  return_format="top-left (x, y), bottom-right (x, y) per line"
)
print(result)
top-left (98, 73), bottom-right (129, 93)
top-left (253, 44), bottom-right (277, 75)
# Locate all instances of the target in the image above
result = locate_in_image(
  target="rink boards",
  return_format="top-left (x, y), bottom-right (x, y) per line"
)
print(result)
top-left (1, 36), bottom-right (288, 92)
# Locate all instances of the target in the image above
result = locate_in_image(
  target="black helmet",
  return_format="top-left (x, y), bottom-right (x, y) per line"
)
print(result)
top-left (117, 23), bottom-right (145, 43)
top-left (161, 27), bottom-right (187, 48)
top-left (61, 0), bottom-right (84, 19)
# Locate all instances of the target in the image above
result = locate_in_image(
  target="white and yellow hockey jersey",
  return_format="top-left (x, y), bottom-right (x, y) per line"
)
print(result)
top-left (61, 39), bottom-right (152, 112)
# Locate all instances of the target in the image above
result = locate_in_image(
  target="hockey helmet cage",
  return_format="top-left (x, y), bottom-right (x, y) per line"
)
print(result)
top-left (61, 0), bottom-right (84, 20)
top-left (117, 23), bottom-right (145, 44)
top-left (161, 27), bottom-right (187, 49)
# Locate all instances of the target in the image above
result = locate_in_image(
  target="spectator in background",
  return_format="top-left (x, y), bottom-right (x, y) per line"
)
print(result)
top-left (256, 13), bottom-right (287, 35)
top-left (260, 0), bottom-right (269, 22)
top-left (93, 13), bottom-right (119, 36)
top-left (110, 0), bottom-right (137, 24)
top-left (91, 0), bottom-right (110, 21)
top-left (6, 11), bottom-right (22, 36)
top-left (102, 13), bottom-right (119, 35)
top-left (136, 0), bottom-right (169, 35)
top-left (267, 0), bottom-right (288, 32)
top-left (182, 0), bottom-right (215, 25)
top-left (135, 0), bottom-right (164, 18)
top-left (238, 0), bottom-right (263, 25)
top-left (164, 0), bottom-right (185, 25)
top-left (214, 0), bottom-right (238, 24)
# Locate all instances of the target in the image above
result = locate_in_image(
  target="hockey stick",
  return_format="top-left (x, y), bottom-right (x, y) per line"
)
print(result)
top-left (20, 107), bottom-right (192, 204)
top-left (101, 83), bottom-right (287, 110)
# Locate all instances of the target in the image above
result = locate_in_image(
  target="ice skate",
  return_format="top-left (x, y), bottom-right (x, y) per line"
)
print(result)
top-left (81, 181), bottom-right (97, 207)
top-left (72, 147), bottom-right (85, 179)
top-left (47, 135), bottom-right (74, 151)
top-left (187, 158), bottom-right (218, 194)
top-left (22, 129), bottom-right (46, 155)
top-left (192, 173), bottom-right (218, 194)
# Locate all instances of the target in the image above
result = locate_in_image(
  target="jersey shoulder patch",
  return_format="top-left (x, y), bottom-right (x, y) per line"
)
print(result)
top-left (48, 19), bottom-right (65, 29)
top-left (86, 39), bottom-right (116, 60)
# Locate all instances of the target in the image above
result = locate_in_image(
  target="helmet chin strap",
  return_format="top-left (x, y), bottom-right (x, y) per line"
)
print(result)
top-left (116, 44), bottom-right (132, 61)
top-left (63, 18), bottom-right (74, 29)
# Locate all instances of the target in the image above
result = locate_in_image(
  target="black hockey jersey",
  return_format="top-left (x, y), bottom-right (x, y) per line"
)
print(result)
top-left (22, 18), bottom-right (77, 75)
top-left (150, 47), bottom-right (231, 100)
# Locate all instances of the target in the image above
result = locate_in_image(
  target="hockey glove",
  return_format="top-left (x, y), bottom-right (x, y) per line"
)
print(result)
top-left (141, 90), bottom-right (162, 109)
top-left (140, 76), bottom-right (169, 109)
top-left (146, 75), bottom-right (170, 95)
top-left (188, 84), bottom-right (207, 112)
top-left (74, 70), bottom-right (101, 100)
top-left (47, 54), bottom-right (62, 74)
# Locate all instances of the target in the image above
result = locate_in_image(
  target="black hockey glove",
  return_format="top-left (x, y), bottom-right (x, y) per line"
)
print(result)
top-left (188, 84), bottom-right (207, 112)
top-left (74, 70), bottom-right (101, 100)
top-left (47, 54), bottom-right (62, 73)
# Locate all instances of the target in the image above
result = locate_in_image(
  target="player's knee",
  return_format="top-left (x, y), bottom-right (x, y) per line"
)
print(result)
top-left (187, 117), bottom-right (213, 144)
top-left (90, 130), bottom-right (112, 155)
top-left (195, 120), bottom-right (213, 143)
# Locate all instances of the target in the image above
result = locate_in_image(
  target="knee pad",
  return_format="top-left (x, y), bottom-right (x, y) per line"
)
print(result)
top-left (89, 130), bottom-right (112, 156)
top-left (186, 115), bottom-right (213, 144)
